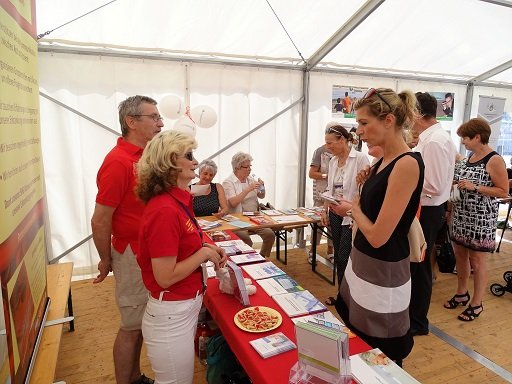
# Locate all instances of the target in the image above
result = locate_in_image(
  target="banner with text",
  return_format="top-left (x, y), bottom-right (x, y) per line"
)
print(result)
top-left (1, 1), bottom-right (49, 383)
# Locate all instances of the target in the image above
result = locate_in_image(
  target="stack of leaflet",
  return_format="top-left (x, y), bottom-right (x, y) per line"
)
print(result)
top-left (229, 252), bottom-right (266, 265)
top-left (257, 274), bottom-right (304, 296)
top-left (221, 214), bottom-right (252, 229)
top-left (249, 332), bottom-right (297, 359)
top-left (293, 321), bottom-right (351, 383)
top-left (241, 261), bottom-right (285, 280)
top-left (291, 311), bottom-right (356, 338)
top-left (215, 239), bottom-right (254, 256)
top-left (197, 219), bottom-right (222, 231)
top-left (351, 348), bottom-right (420, 384)
top-left (272, 290), bottom-right (327, 317)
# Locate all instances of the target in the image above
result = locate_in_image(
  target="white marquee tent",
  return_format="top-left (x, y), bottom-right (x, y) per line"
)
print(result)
top-left (35, 0), bottom-right (512, 276)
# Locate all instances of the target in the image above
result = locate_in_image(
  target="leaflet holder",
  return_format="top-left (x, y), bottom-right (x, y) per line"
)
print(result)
top-left (288, 360), bottom-right (352, 384)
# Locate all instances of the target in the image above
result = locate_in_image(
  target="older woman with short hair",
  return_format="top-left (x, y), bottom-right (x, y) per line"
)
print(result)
top-left (135, 130), bottom-right (227, 384)
top-left (445, 118), bottom-right (508, 321)
top-left (222, 152), bottom-right (275, 257)
top-left (191, 159), bottom-right (229, 218)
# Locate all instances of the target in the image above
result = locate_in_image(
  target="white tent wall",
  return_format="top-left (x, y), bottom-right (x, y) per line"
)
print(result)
top-left (38, 52), bottom-right (302, 276)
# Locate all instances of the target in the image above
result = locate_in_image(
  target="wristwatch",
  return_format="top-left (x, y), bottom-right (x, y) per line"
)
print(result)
top-left (321, 173), bottom-right (327, 179)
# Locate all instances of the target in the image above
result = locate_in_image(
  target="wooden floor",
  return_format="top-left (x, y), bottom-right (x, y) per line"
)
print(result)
top-left (54, 234), bottom-right (512, 384)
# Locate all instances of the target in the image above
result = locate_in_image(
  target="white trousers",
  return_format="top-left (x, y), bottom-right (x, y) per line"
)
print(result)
top-left (142, 293), bottom-right (203, 384)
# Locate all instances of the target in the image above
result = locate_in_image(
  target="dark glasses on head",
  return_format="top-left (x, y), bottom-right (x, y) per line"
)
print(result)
top-left (184, 152), bottom-right (194, 161)
top-left (364, 88), bottom-right (392, 111)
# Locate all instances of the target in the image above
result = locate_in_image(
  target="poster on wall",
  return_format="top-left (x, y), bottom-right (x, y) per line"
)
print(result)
top-left (477, 95), bottom-right (506, 151)
top-left (331, 85), bottom-right (368, 118)
top-left (428, 91), bottom-right (454, 121)
top-left (1, 1), bottom-right (49, 383)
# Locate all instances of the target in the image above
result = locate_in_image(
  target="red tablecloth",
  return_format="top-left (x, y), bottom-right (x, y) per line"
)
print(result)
top-left (204, 277), bottom-right (371, 384)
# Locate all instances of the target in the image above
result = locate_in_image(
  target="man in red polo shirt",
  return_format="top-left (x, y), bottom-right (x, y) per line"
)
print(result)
top-left (91, 95), bottom-right (163, 384)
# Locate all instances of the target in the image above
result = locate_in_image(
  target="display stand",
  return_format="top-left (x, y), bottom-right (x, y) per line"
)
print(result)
top-left (288, 361), bottom-right (352, 384)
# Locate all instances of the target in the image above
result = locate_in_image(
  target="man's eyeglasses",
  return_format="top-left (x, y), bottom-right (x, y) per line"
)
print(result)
top-left (130, 114), bottom-right (163, 122)
top-left (363, 88), bottom-right (392, 111)
top-left (184, 152), bottom-right (194, 161)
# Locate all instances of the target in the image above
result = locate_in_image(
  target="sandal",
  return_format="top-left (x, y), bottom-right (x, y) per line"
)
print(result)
top-left (328, 254), bottom-right (335, 264)
top-left (458, 303), bottom-right (483, 321)
top-left (324, 296), bottom-right (336, 306)
top-left (444, 291), bottom-right (470, 309)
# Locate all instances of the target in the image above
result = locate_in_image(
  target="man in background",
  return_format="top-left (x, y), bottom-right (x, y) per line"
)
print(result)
top-left (410, 92), bottom-right (457, 336)
top-left (91, 95), bottom-right (163, 384)
top-left (308, 121), bottom-right (335, 263)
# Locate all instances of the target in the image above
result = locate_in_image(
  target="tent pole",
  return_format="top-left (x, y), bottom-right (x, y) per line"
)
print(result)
top-left (294, 70), bottom-right (310, 249)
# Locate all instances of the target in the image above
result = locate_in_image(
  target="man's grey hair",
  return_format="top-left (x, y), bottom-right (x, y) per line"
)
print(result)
top-left (231, 152), bottom-right (253, 172)
top-left (198, 159), bottom-right (218, 175)
top-left (118, 95), bottom-right (157, 136)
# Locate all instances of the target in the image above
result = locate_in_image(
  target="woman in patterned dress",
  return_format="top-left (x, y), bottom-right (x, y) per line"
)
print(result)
top-left (191, 159), bottom-right (229, 218)
top-left (445, 118), bottom-right (508, 321)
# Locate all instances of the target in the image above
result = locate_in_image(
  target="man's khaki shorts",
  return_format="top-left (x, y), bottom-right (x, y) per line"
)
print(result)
top-left (111, 245), bottom-right (148, 331)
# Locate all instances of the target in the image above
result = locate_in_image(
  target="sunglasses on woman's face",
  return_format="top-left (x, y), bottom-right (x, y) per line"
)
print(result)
top-left (184, 152), bottom-right (194, 161)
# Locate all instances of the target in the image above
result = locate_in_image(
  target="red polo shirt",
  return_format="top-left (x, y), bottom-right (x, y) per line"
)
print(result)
top-left (96, 137), bottom-right (144, 254)
top-left (137, 187), bottom-right (203, 300)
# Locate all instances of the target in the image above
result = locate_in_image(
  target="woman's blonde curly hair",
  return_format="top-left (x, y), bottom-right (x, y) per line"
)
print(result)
top-left (136, 130), bottom-right (197, 203)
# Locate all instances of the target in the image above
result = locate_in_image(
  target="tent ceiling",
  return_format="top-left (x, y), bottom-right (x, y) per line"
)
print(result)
top-left (37, 0), bottom-right (512, 86)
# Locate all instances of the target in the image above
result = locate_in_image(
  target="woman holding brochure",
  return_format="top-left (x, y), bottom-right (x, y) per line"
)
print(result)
top-left (320, 124), bottom-right (369, 305)
top-left (135, 131), bottom-right (227, 384)
top-left (191, 159), bottom-right (229, 218)
top-left (335, 88), bottom-right (424, 366)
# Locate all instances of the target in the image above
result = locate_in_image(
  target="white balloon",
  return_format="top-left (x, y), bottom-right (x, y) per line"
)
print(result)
top-left (173, 116), bottom-right (197, 137)
top-left (159, 95), bottom-right (183, 119)
top-left (190, 105), bottom-right (217, 128)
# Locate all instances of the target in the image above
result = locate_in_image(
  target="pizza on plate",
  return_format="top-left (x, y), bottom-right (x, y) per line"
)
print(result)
top-left (234, 306), bottom-right (282, 332)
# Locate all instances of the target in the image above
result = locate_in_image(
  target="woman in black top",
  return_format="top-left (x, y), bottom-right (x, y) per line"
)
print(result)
top-left (191, 159), bottom-right (229, 218)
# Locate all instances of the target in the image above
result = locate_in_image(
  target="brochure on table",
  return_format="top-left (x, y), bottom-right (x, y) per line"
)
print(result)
top-left (197, 219), bottom-right (222, 230)
top-left (226, 260), bottom-right (250, 306)
top-left (249, 332), bottom-right (297, 359)
top-left (293, 321), bottom-right (351, 383)
top-left (272, 215), bottom-right (309, 224)
top-left (351, 348), bottom-right (421, 384)
top-left (257, 274), bottom-right (304, 296)
top-left (272, 290), bottom-right (327, 317)
top-left (241, 261), bottom-right (286, 280)
top-left (261, 209), bottom-right (284, 216)
top-left (229, 252), bottom-right (266, 265)
top-left (292, 312), bottom-right (356, 338)
top-left (215, 239), bottom-right (255, 255)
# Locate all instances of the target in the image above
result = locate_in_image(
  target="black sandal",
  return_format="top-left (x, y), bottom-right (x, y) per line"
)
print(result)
top-left (458, 303), bottom-right (483, 321)
top-left (444, 291), bottom-right (470, 309)
top-left (324, 296), bottom-right (337, 306)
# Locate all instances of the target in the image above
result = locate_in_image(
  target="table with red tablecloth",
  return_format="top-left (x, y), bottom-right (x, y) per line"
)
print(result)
top-left (203, 277), bottom-right (371, 384)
